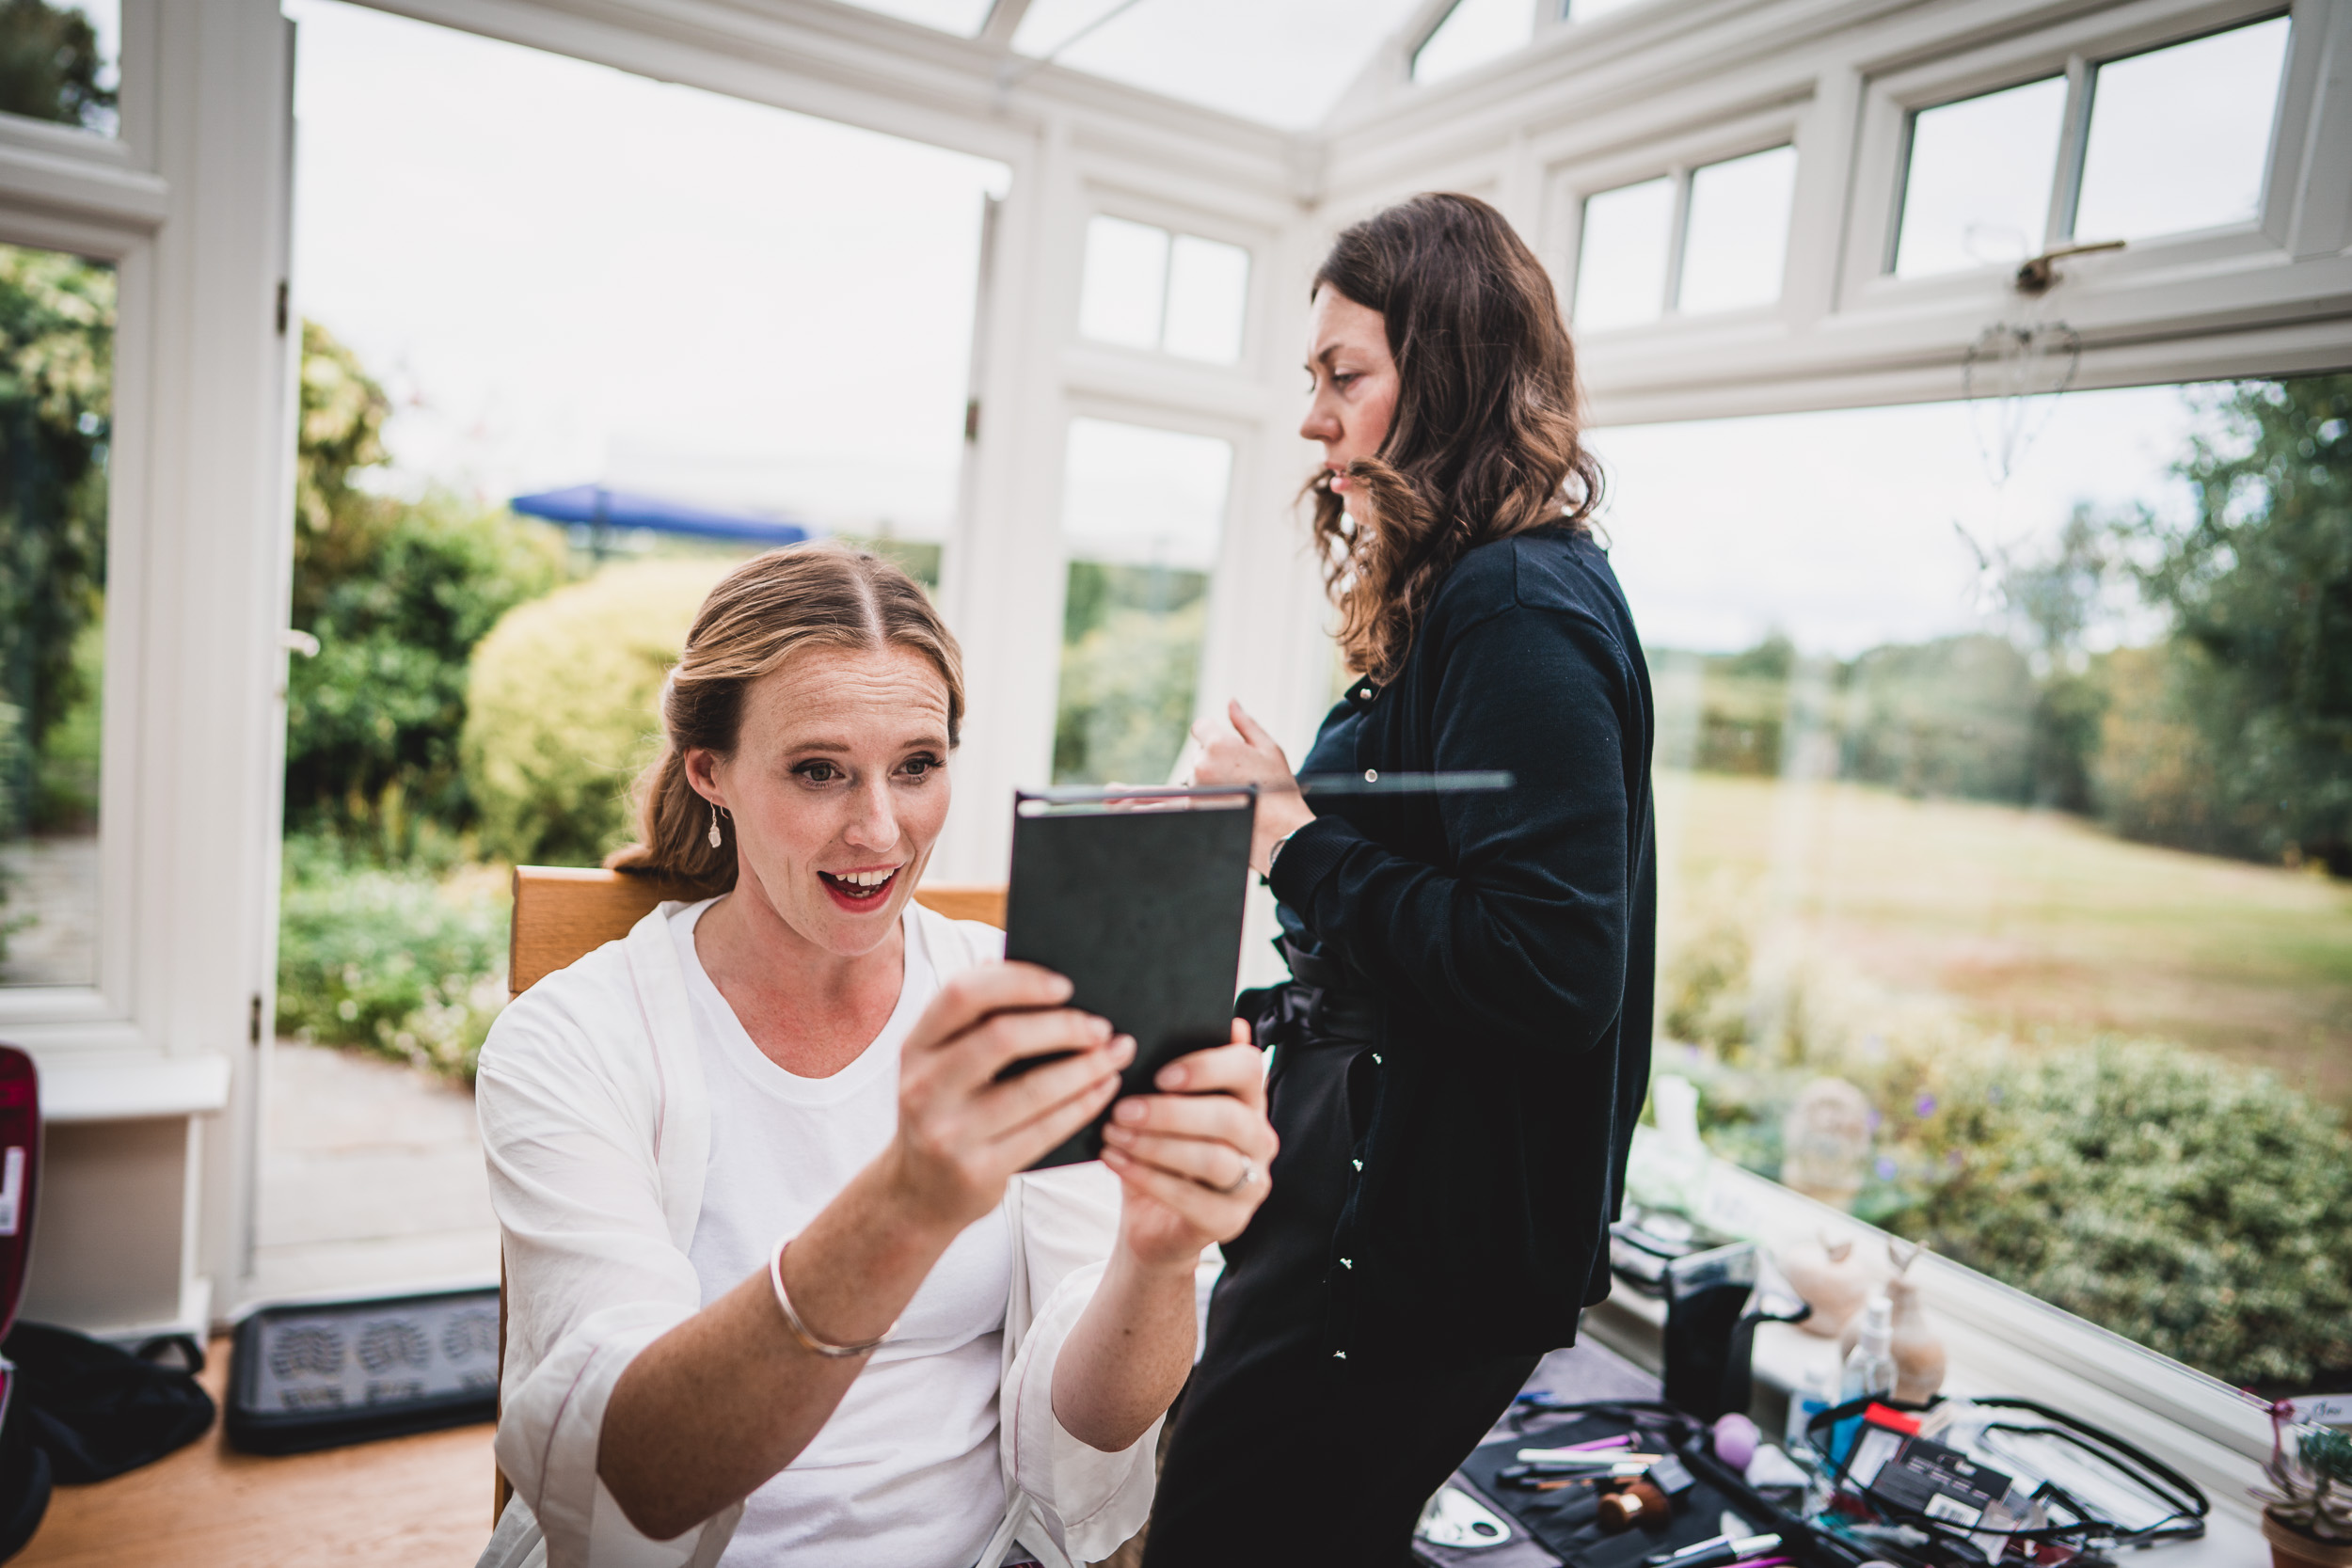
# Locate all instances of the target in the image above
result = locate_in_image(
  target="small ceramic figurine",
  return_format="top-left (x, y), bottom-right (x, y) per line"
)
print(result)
top-left (1779, 1077), bottom-right (1873, 1210)
top-left (1775, 1231), bottom-right (1879, 1339)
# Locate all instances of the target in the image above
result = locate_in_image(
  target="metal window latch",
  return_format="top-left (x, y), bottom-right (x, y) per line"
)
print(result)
top-left (281, 629), bottom-right (320, 657)
top-left (2014, 239), bottom-right (2125, 294)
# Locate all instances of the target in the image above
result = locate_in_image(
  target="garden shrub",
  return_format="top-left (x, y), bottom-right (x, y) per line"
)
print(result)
top-left (461, 557), bottom-right (727, 866)
top-left (276, 835), bottom-right (507, 1083)
top-left (1890, 1042), bottom-right (2352, 1389)
top-left (1656, 891), bottom-right (2352, 1389)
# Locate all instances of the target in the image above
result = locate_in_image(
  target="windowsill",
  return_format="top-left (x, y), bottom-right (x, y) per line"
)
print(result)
top-left (1584, 1142), bottom-right (2274, 1563)
top-left (38, 1050), bottom-right (231, 1122)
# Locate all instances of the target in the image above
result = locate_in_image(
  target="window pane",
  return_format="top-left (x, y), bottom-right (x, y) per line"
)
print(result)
top-left (1413, 0), bottom-right (1534, 86)
top-left (1574, 177), bottom-right (1675, 331)
top-left (2074, 17), bottom-right (2292, 245)
top-left (1162, 234), bottom-right (1250, 364)
top-left (1677, 146), bottom-right (1798, 315)
top-left (827, 0), bottom-right (993, 36)
top-left (1598, 377), bottom-right (2352, 1395)
top-left (0, 245), bottom-right (112, 987)
top-left (1895, 77), bottom-right (2067, 277)
top-left (0, 0), bottom-right (118, 136)
top-left (1055, 420), bottom-right (1232, 786)
top-left (1016, 0), bottom-right (1429, 133)
top-left (1078, 215), bottom-right (1169, 351)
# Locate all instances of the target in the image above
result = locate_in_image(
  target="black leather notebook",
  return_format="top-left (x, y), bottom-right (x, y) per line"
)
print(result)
top-left (1004, 784), bottom-right (1256, 1169)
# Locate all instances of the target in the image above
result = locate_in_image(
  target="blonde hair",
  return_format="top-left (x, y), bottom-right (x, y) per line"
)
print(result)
top-left (605, 543), bottom-right (963, 898)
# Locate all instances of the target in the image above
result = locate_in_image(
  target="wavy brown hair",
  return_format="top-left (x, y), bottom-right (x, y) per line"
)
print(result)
top-left (606, 543), bottom-right (963, 899)
top-left (1309, 192), bottom-right (1602, 683)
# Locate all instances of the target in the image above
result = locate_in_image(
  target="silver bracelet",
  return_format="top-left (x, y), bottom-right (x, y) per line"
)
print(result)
top-left (769, 1236), bottom-right (895, 1359)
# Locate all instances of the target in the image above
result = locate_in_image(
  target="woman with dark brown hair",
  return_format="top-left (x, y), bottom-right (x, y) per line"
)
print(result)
top-left (1145, 193), bottom-right (1656, 1564)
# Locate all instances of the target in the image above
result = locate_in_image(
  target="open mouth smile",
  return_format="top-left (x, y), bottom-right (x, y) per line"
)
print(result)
top-left (818, 866), bottom-right (899, 911)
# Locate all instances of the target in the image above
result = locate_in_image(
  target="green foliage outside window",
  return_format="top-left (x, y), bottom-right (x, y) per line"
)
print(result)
top-left (2122, 377), bottom-right (2352, 873)
top-left (0, 0), bottom-right (114, 133)
top-left (0, 244), bottom-right (109, 834)
top-left (1053, 560), bottom-right (1208, 786)
top-left (1660, 914), bottom-right (2352, 1389)
top-left (283, 322), bottom-right (566, 861)
top-left (1656, 376), bottom-right (2352, 874)
top-left (275, 836), bottom-right (508, 1083)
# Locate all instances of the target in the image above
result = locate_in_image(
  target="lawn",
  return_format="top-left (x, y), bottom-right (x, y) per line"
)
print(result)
top-left (1657, 769), bottom-right (2352, 1106)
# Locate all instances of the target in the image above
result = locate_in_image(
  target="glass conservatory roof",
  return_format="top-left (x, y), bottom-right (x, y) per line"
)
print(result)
top-left (835, 0), bottom-right (1452, 130)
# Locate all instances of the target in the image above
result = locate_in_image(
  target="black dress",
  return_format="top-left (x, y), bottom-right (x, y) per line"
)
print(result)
top-left (1143, 527), bottom-right (1656, 1566)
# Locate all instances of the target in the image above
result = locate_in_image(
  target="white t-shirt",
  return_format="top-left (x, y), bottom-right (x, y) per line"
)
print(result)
top-left (675, 898), bottom-right (1015, 1568)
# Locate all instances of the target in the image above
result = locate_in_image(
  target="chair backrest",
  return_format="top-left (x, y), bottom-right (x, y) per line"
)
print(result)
top-left (508, 866), bottom-right (1008, 996)
top-left (493, 867), bottom-right (1007, 1523)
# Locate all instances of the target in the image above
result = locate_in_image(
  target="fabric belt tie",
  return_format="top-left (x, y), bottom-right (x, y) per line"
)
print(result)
top-left (1235, 940), bottom-right (1380, 1049)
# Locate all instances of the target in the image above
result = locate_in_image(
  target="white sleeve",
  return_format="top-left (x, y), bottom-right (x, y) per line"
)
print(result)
top-left (1002, 1165), bottom-right (1162, 1561)
top-left (477, 993), bottom-right (737, 1568)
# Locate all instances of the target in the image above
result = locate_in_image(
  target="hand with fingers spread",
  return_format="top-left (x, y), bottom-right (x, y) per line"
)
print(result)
top-left (1190, 700), bottom-right (1314, 877)
top-left (1098, 1020), bottom-right (1278, 1270)
top-left (883, 962), bottom-right (1135, 1229)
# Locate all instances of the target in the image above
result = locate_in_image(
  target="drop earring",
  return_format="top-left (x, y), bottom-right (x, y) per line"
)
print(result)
top-left (707, 804), bottom-right (723, 849)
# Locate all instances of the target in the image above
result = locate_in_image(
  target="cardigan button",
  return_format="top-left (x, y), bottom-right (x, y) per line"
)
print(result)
top-left (1352, 1158), bottom-right (1363, 1171)
top-left (1372, 1053), bottom-right (1382, 1066)
top-left (1340, 1257), bottom-right (1353, 1268)
top-left (1334, 1349), bottom-right (1347, 1359)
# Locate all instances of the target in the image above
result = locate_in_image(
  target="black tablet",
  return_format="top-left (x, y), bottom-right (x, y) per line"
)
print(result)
top-left (1001, 784), bottom-right (1256, 1169)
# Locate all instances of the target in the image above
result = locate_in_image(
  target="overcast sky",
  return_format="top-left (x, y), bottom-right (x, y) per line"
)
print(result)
top-left (283, 0), bottom-right (2212, 654)
top-left (286, 0), bottom-right (1007, 538)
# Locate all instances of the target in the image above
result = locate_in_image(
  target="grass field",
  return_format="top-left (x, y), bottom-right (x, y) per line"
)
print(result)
top-left (1657, 769), bottom-right (2352, 1107)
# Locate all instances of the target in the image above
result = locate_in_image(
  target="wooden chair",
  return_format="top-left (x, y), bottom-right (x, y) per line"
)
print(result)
top-left (494, 867), bottom-right (1008, 1523)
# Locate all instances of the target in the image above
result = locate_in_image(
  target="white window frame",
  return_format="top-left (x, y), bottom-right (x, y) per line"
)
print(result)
top-left (1840, 0), bottom-right (2309, 323)
top-left (1544, 108), bottom-right (1805, 337)
top-left (0, 0), bottom-right (296, 1340)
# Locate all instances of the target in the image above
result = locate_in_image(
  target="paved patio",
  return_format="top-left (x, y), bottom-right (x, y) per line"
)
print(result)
top-left (250, 1040), bottom-right (498, 1302)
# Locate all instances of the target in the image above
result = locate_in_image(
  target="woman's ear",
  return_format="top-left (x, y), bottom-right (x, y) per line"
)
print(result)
top-left (681, 746), bottom-right (726, 812)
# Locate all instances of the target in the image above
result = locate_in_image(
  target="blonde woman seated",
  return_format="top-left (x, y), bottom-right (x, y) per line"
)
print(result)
top-left (476, 545), bottom-right (1277, 1568)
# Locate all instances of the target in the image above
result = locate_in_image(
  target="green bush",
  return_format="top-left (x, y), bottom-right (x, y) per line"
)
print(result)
top-left (1053, 561), bottom-right (1210, 787)
top-left (1657, 905), bottom-right (2352, 1388)
top-left (461, 558), bottom-right (727, 865)
top-left (1891, 1042), bottom-right (2352, 1388)
top-left (276, 836), bottom-right (507, 1083)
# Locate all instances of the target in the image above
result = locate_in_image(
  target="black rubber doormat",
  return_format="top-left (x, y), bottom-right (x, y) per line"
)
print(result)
top-left (226, 1285), bottom-right (499, 1454)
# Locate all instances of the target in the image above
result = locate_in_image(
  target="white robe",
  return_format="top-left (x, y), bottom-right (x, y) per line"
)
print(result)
top-left (471, 901), bottom-right (1159, 1568)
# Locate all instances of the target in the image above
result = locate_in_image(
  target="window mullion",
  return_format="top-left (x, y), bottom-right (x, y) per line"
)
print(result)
top-left (1661, 166), bottom-right (1693, 315)
top-left (2045, 53), bottom-right (2096, 248)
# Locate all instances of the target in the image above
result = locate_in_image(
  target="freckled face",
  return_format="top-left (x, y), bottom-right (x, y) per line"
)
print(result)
top-left (1298, 285), bottom-right (1400, 497)
top-left (691, 644), bottom-right (952, 959)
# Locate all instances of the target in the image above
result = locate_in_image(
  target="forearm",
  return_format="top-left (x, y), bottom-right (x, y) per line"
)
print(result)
top-left (1049, 1244), bottom-right (1200, 1452)
top-left (596, 1150), bottom-right (962, 1541)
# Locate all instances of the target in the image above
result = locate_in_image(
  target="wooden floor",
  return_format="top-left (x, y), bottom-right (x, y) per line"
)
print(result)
top-left (17, 1338), bottom-right (494, 1568)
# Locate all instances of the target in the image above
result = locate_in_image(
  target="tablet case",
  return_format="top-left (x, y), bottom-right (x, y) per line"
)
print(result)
top-left (1005, 785), bottom-right (1255, 1169)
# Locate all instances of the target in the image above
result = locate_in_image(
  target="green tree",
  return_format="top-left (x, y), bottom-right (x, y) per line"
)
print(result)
top-left (2127, 377), bottom-right (2352, 874)
top-left (0, 243), bottom-right (110, 835)
top-left (1997, 508), bottom-right (2116, 813)
top-left (284, 322), bottom-right (564, 857)
top-left (0, 0), bottom-right (115, 131)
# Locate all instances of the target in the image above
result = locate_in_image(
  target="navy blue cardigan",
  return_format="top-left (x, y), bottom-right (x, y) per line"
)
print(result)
top-left (1266, 526), bottom-right (1657, 1359)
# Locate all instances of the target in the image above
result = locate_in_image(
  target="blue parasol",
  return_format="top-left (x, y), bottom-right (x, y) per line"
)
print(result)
top-left (508, 483), bottom-right (813, 546)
